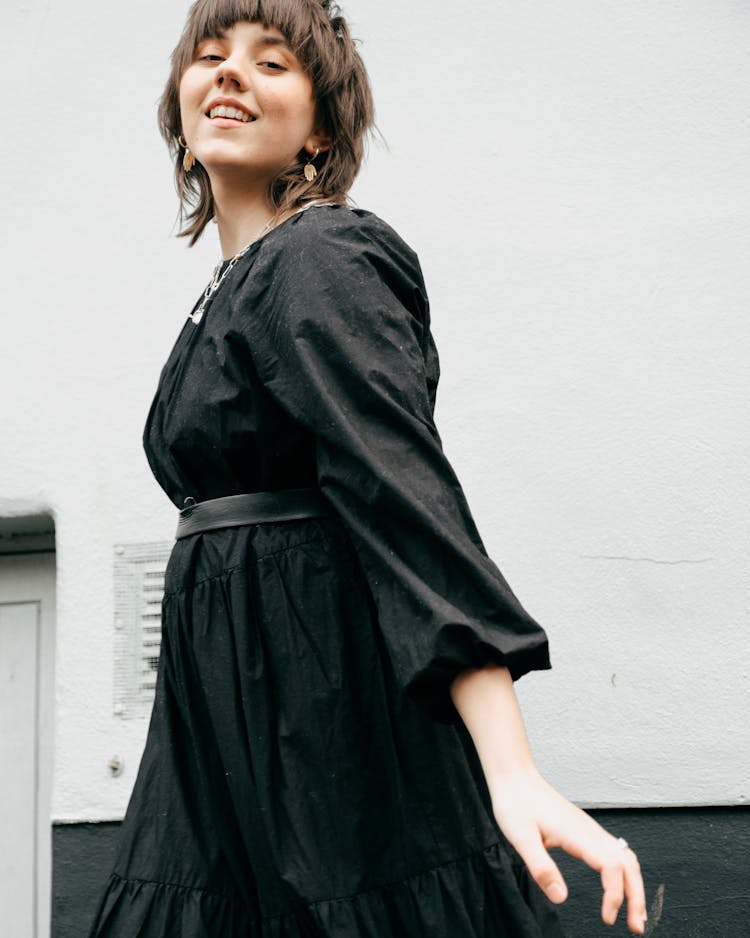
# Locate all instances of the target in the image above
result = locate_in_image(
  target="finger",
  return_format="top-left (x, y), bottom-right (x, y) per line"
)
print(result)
top-left (503, 819), bottom-right (569, 904)
top-left (623, 852), bottom-right (648, 934)
top-left (549, 817), bottom-right (630, 884)
top-left (601, 845), bottom-right (647, 935)
top-left (540, 804), bottom-right (616, 871)
top-left (600, 863), bottom-right (625, 926)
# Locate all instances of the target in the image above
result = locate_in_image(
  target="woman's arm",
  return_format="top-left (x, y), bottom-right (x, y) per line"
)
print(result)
top-left (234, 210), bottom-right (552, 721)
top-left (450, 664), bottom-right (648, 935)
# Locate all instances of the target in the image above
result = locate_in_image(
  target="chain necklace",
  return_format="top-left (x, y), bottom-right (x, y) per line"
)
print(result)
top-left (189, 213), bottom-right (279, 325)
top-left (188, 201), bottom-right (337, 325)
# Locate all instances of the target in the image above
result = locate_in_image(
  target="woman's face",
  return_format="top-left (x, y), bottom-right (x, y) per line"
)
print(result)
top-left (179, 21), bottom-right (321, 186)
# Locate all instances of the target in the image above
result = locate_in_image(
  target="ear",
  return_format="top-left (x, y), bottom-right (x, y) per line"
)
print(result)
top-left (304, 133), bottom-right (332, 156)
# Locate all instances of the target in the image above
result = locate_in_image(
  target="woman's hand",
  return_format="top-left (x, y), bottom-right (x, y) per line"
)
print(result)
top-left (488, 766), bottom-right (647, 934)
top-left (450, 664), bottom-right (648, 934)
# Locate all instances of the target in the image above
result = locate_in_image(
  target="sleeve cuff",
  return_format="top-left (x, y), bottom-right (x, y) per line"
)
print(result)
top-left (404, 631), bottom-right (552, 724)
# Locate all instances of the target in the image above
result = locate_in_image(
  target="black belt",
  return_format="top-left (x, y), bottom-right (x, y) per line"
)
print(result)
top-left (176, 488), bottom-right (329, 540)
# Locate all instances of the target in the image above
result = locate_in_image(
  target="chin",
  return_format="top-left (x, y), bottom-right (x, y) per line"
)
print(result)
top-left (200, 152), bottom-right (261, 175)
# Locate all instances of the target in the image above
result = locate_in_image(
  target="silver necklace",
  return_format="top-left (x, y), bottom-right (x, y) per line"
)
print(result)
top-left (189, 214), bottom-right (278, 324)
top-left (188, 202), bottom-right (336, 324)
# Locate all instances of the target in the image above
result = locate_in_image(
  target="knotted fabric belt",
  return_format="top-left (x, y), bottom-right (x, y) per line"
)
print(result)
top-left (176, 488), bottom-right (330, 540)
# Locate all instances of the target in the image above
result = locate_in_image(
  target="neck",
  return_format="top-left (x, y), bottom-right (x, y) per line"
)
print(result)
top-left (210, 174), bottom-right (279, 259)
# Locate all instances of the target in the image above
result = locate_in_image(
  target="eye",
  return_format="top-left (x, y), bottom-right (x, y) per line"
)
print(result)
top-left (259, 60), bottom-right (287, 71)
top-left (199, 54), bottom-right (224, 62)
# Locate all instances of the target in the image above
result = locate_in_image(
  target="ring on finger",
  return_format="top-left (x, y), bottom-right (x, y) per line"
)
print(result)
top-left (615, 837), bottom-right (629, 851)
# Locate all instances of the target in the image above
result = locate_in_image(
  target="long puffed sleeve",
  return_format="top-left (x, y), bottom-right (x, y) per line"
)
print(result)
top-left (229, 206), bottom-right (551, 722)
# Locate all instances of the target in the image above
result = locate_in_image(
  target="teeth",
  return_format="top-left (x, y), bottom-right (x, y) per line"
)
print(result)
top-left (208, 105), bottom-right (251, 122)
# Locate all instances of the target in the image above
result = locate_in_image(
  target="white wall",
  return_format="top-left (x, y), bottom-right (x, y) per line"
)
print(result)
top-left (1, 0), bottom-right (748, 821)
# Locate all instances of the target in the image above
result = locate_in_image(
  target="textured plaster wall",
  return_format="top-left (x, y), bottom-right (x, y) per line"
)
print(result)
top-left (1, 0), bottom-right (748, 821)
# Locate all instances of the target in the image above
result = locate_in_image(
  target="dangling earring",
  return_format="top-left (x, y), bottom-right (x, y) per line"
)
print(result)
top-left (178, 134), bottom-right (196, 173)
top-left (304, 147), bottom-right (320, 182)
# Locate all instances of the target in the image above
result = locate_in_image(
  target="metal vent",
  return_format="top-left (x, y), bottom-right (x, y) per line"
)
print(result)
top-left (113, 542), bottom-right (172, 718)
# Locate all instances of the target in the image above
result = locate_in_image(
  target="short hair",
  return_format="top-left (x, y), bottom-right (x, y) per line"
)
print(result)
top-left (158, 0), bottom-right (375, 245)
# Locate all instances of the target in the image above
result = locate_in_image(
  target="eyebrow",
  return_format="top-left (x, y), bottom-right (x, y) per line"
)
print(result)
top-left (256, 35), bottom-right (289, 49)
top-left (209, 30), bottom-right (291, 51)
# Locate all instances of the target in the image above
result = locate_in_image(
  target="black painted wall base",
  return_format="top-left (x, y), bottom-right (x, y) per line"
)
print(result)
top-left (52, 822), bottom-right (120, 938)
top-left (53, 807), bottom-right (750, 937)
top-left (553, 807), bottom-right (749, 937)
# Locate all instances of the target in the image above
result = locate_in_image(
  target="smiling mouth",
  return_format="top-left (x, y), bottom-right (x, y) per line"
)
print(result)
top-left (207, 105), bottom-right (253, 123)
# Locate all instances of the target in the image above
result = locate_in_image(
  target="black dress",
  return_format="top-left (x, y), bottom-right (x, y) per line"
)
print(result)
top-left (89, 204), bottom-right (564, 937)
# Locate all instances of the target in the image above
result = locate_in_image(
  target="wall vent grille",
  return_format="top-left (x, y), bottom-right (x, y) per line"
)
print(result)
top-left (113, 542), bottom-right (171, 718)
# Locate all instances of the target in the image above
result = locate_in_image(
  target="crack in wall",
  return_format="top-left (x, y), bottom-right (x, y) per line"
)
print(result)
top-left (577, 554), bottom-right (713, 566)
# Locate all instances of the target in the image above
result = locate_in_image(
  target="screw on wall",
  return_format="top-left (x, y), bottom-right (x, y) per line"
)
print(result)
top-left (107, 755), bottom-right (124, 777)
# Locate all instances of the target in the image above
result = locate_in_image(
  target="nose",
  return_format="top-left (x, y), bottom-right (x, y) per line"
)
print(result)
top-left (214, 54), bottom-right (250, 92)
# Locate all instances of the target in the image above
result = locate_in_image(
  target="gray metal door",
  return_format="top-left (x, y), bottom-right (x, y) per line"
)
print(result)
top-left (0, 553), bottom-right (55, 937)
top-left (0, 601), bottom-right (41, 936)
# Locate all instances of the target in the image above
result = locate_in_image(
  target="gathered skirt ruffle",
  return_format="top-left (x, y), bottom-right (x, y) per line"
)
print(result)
top-left (91, 841), bottom-right (562, 937)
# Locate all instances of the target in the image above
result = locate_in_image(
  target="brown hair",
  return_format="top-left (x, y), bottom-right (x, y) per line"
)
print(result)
top-left (158, 0), bottom-right (375, 245)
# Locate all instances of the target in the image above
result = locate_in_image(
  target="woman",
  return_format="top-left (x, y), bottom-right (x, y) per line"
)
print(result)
top-left (90, 1), bottom-right (647, 935)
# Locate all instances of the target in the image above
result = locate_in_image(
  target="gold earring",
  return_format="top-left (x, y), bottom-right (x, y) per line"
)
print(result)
top-left (178, 134), bottom-right (196, 173)
top-left (304, 147), bottom-right (320, 182)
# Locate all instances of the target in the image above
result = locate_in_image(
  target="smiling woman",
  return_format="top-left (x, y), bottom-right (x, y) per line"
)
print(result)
top-left (158, 0), bottom-right (372, 245)
top-left (87, 1), bottom-right (647, 937)
top-left (177, 23), bottom-right (326, 208)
